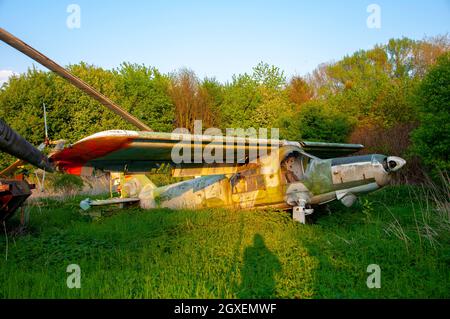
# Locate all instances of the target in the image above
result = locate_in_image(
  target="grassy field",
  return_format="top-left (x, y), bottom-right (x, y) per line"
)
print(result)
top-left (0, 185), bottom-right (449, 299)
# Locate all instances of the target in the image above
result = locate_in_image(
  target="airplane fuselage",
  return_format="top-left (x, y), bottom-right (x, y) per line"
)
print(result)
top-left (118, 146), bottom-right (405, 217)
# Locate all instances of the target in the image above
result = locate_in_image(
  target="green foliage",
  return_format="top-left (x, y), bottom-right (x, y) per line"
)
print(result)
top-left (298, 103), bottom-right (352, 142)
top-left (220, 63), bottom-right (291, 130)
top-left (252, 62), bottom-right (286, 90)
top-left (319, 42), bottom-right (420, 127)
top-left (280, 101), bottom-right (353, 142)
top-left (114, 63), bottom-right (175, 132)
top-left (221, 73), bottom-right (262, 129)
top-left (201, 77), bottom-right (224, 127)
top-left (386, 37), bottom-right (416, 78)
top-left (361, 198), bottom-right (374, 223)
top-left (0, 68), bottom-right (55, 146)
top-left (412, 53), bottom-right (450, 174)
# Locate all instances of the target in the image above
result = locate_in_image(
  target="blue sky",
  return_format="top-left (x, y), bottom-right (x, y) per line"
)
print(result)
top-left (0, 0), bottom-right (449, 84)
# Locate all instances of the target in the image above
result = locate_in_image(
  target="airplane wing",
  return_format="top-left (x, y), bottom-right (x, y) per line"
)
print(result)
top-left (49, 130), bottom-right (281, 174)
top-left (49, 130), bottom-right (364, 175)
top-left (300, 141), bottom-right (364, 159)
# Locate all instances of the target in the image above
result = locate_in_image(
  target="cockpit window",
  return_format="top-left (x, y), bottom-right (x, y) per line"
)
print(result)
top-left (280, 152), bottom-right (308, 184)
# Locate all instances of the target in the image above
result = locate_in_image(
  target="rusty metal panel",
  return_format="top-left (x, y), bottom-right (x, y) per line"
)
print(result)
top-left (332, 163), bottom-right (374, 184)
top-left (0, 179), bottom-right (32, 221)
top-left (0, 184), bottom-right (11, 192)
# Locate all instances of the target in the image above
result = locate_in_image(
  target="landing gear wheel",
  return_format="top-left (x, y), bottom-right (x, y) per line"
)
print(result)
top-left (292, 205), bottom-right (314, 224)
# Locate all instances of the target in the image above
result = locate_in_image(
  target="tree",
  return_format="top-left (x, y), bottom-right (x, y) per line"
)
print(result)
top-left (115, 63), bottom-right (174, 132)
top-left (412, 53), bottom-right (450, 174)
top-left (413, 35), bottom-right (450, 77)
top-left (386, 37), bottom-right (416, 79)
top-left (286, 76), bottom-right (312, 107)
top-left (221, 62), bottom-right (290, 131)
top-left (280, 100), bottom-right (353, 143)
top-left (168, 68), bottom-right (216, 131)
top-left (252, 62), bottom-right (286, 90)
top-left (221, 73), bottom-right (262, 129)
top-left (201, 77), bottom-right (224, 128)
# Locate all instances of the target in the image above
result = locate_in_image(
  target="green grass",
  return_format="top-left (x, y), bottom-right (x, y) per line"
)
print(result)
top-left (0, 186), bottom-right (449, 299)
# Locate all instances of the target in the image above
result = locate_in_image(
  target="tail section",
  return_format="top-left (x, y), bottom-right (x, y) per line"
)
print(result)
top-left (116, 173), bottom-right (157, 209)
top-left (119, 173), bottom-right (156, 198)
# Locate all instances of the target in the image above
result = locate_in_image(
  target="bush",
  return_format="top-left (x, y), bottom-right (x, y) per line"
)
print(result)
top-left (297, 101), bottom-right (353, 143)
top-left (412, 53), bottom-right (450, 175)
top-left (50, 174), bottom-right (84, 194)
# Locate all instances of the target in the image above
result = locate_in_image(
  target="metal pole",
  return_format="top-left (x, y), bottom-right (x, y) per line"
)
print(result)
top-left (43, 103), bottom-right (48, 144)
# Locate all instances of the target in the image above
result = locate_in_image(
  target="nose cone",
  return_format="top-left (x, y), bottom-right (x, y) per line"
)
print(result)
top-left (386, 156), bottom-right (406, 172)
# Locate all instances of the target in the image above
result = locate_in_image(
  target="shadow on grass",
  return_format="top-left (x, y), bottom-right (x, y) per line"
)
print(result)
top-left (237, 234), bottom-right (281, 298)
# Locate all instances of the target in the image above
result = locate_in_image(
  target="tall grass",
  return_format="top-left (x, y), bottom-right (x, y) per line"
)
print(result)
top-left (409, 171), bottom-right (450, 247)
top-left (29, 173), bottom-right (110, 201)
top-left (0, 185), bottom-right (449, 298)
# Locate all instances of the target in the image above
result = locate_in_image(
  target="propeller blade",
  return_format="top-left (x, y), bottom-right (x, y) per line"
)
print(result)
top-left (0, 118), bottom-right (53, 173)
top-left (0, 27), bottom-right (152, 132)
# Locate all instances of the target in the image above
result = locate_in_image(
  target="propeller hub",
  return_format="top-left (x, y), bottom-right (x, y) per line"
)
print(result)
top-left (386, 156), bottom-right (406, 172)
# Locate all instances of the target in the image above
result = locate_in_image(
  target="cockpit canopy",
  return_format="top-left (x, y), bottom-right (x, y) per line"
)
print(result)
top-left (280, 151), bottom-right (313, 184)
